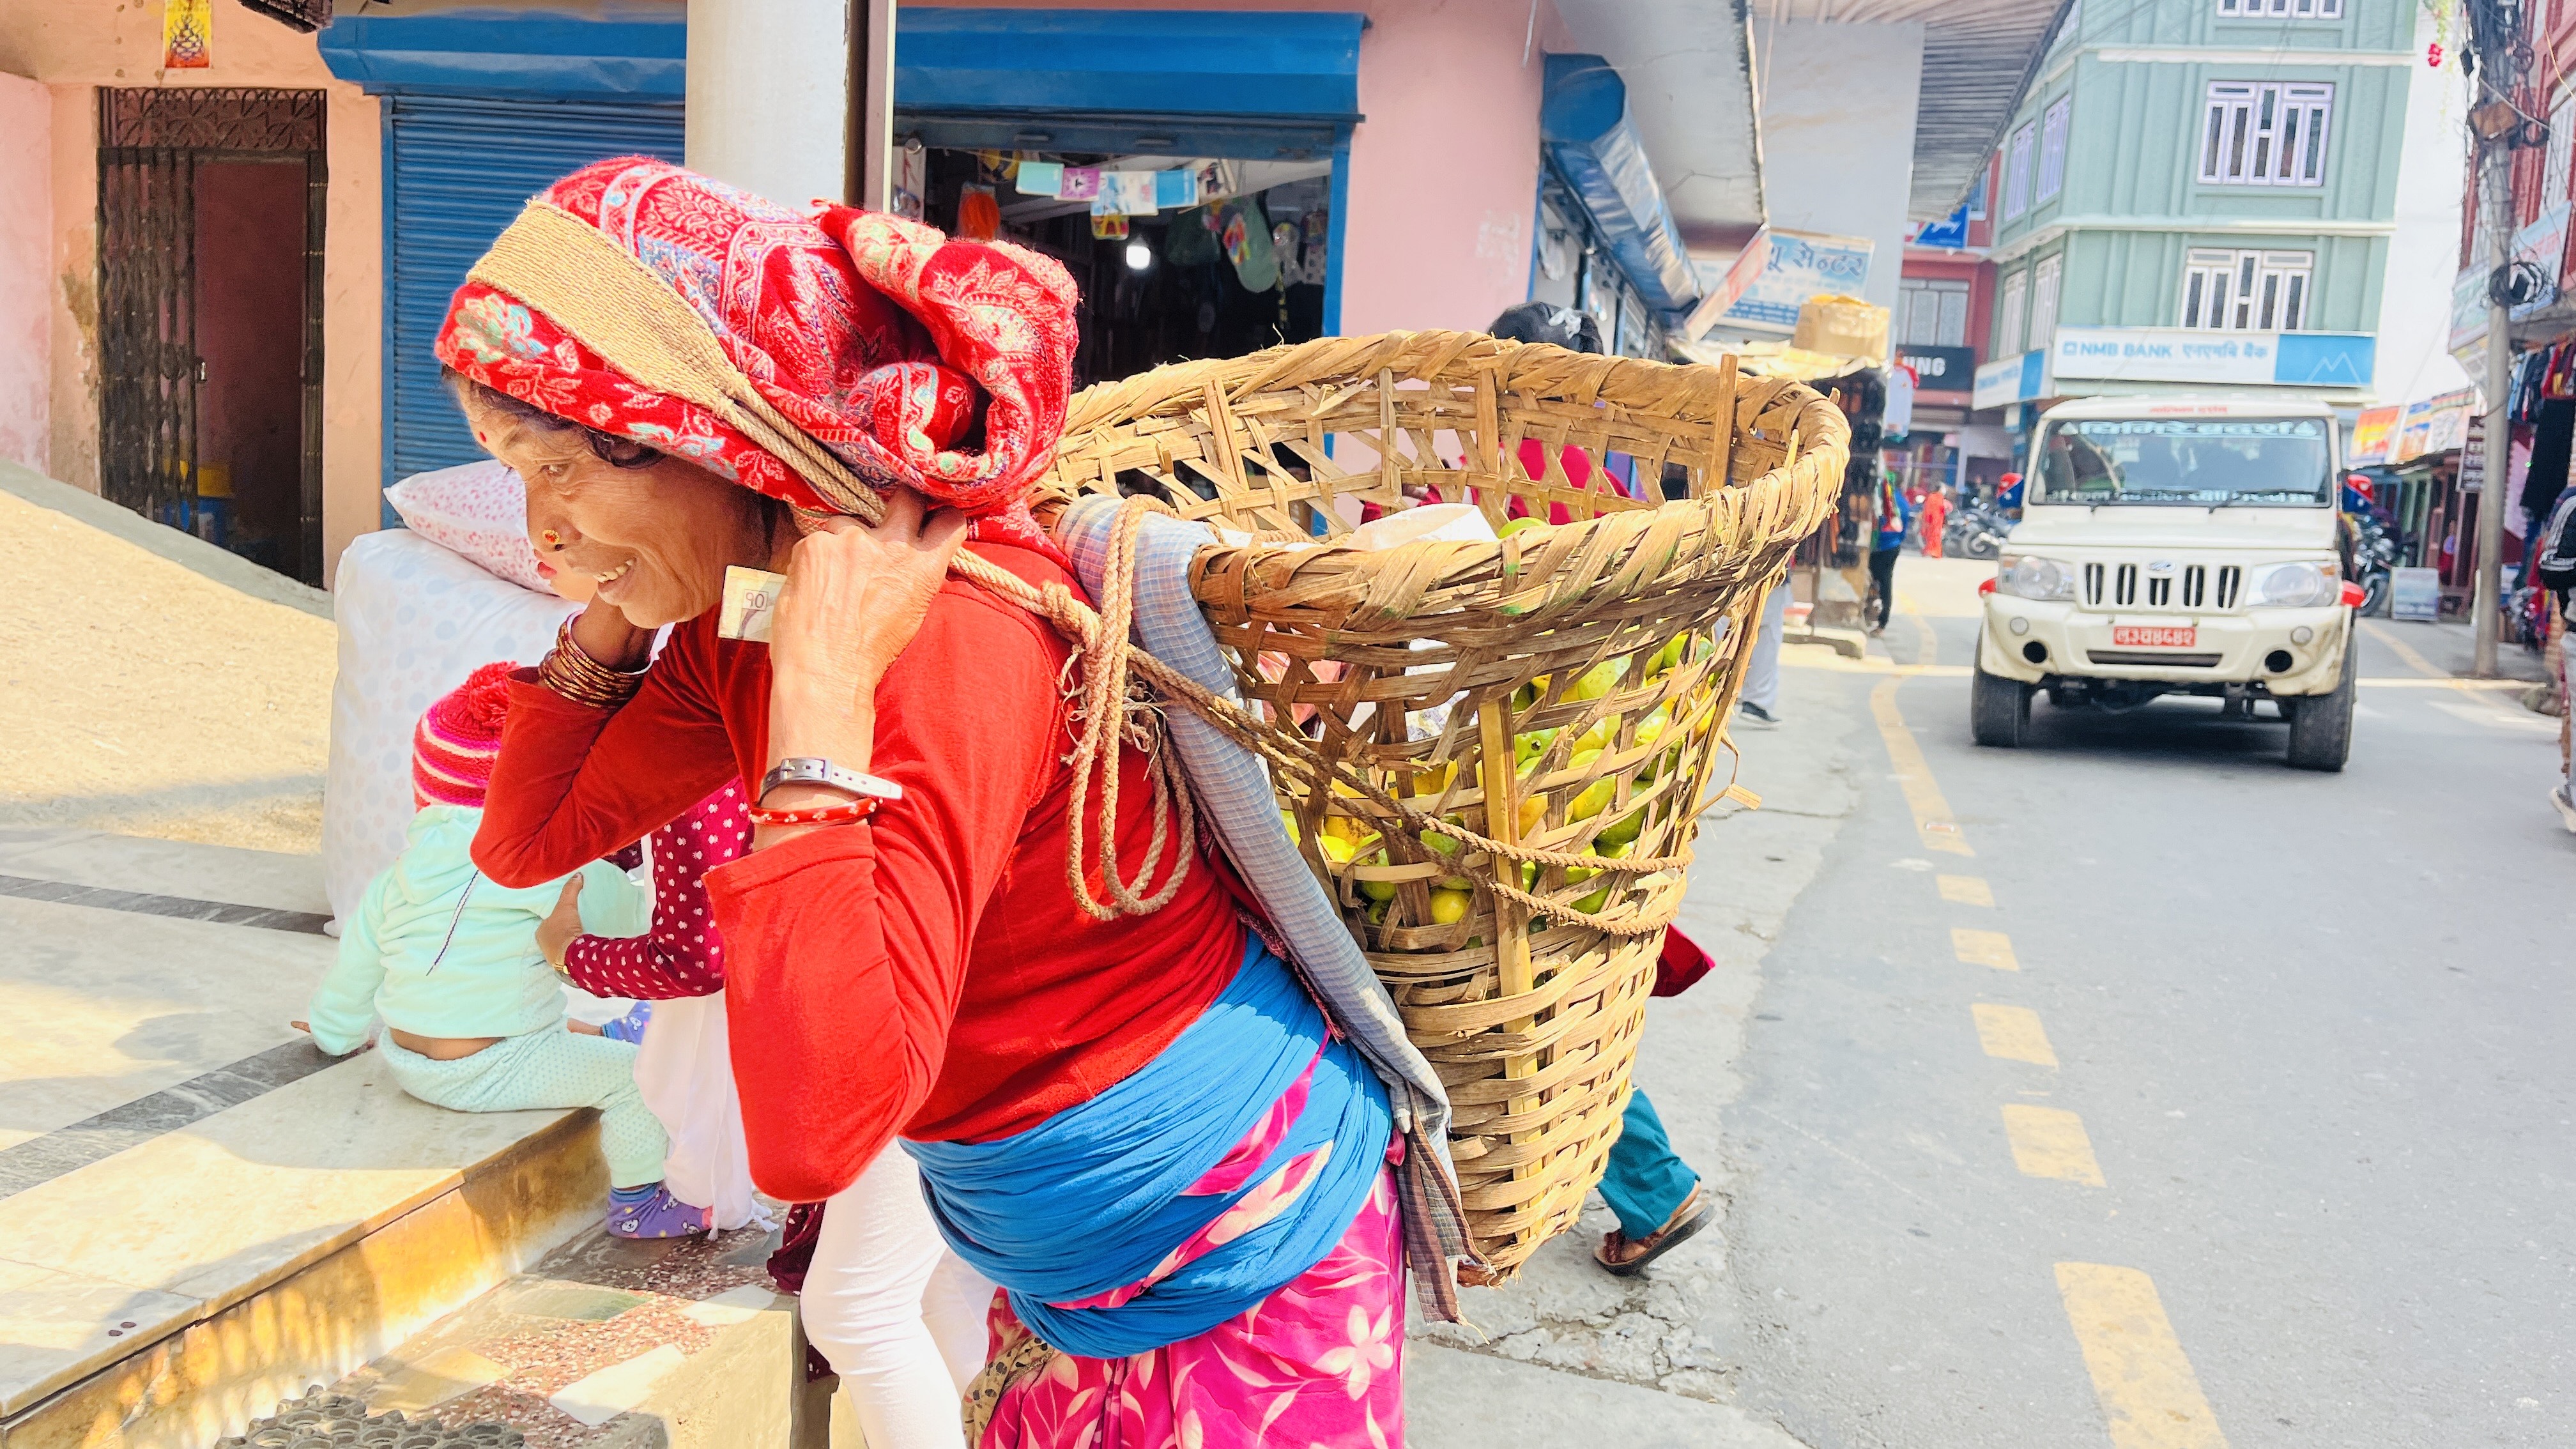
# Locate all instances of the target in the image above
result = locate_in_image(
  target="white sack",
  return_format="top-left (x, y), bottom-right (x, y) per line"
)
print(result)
top-left (324, 528), bottom-right (578, 928)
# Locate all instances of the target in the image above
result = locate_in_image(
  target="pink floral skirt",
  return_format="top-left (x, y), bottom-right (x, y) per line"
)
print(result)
top-left (978, 1161), bottom-right (1407, 1449)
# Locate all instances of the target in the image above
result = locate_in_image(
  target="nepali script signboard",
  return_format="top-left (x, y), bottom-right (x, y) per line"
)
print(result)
top-left (2348, 405), bottom-right (2398, 466)
top-left (2050, 327), bottom-right (2375, 389)
top-left (2395, 388), bottom-right (2475, 463)
top-left (1711, 229), bottom-right (1875, 332)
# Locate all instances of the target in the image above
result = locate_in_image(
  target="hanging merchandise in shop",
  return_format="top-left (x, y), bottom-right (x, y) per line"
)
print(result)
top-left (912, 142), bottom-right (1333, 385)
top-left (2504, 337), bottom-right (2576, 526)
top-left (891, 9), bottom-right (1358, 384)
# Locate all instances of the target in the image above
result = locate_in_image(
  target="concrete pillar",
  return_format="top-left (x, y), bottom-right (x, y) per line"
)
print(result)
top-left (1752, 20), bottom-right (1926, 312)
top-left (686, 0), bottom-right (850, 208)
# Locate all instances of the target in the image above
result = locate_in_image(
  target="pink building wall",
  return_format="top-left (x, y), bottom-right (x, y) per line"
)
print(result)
top-left (0, 70), bottom-right (49, 474)
top-left (0, 6), bottom-right (381, 583)
top-left (907, 0), bottom-right (1568, 337)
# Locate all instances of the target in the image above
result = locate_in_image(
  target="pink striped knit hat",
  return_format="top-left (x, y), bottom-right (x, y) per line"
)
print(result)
top-left (413, 662), bottom-right (514, 810)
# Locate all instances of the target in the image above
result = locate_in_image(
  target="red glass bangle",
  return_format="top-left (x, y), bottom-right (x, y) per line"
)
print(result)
top-left (749, 798), bottom-right (880, 828)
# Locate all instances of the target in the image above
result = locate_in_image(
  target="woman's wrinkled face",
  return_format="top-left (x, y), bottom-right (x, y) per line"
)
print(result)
top-left (464, 395), bottom-right (765, 629)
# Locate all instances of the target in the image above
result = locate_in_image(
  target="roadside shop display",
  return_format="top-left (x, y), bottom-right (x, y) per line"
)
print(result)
top-left (1218, 197), bottom-right (1277, 291)
top-left (954, 183), bottom-right (999, 241)
top-left (1031, 331), bottom-right (1843, 1273)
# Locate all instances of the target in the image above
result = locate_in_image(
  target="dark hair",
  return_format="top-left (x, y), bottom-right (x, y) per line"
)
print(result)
top-left (444, 365), bottom-right (793, 555)
top-left (1487, 302), bottom-right (1605, 356)
top-left (443, 366), bottom-right (663, 470)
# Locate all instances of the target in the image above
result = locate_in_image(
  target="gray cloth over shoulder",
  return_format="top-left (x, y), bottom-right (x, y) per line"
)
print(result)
top-left (1057, 495), bottom-right (1475, 1308)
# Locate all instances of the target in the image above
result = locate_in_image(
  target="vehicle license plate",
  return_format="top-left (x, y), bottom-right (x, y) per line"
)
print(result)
top-left (2112, 625), bottom-right (2196, 648)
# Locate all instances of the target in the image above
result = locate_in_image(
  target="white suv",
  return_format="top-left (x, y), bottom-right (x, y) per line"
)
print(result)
top-left (1972, 396), bottom-right (2361, 770)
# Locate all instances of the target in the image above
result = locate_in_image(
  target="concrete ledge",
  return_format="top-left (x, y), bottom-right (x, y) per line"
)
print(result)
top-left (0, 463), bottom-right (332, 620)
top-left (0, 1058), bottom-right (604, 1448)
top-left (328, 1227), bottom-right (831, 1449)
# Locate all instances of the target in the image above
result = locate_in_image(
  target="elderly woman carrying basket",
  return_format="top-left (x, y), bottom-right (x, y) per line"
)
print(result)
top-left (447, 160), bottom-right (1410, 1448)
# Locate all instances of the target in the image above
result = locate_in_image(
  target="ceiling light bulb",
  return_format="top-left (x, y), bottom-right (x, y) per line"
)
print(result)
top-left (1124, 240), bottom-right (1153, 271)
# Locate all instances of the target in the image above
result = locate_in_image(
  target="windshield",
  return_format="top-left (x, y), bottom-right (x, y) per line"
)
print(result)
top-left (2035, 417), bottom-right (2332, 507)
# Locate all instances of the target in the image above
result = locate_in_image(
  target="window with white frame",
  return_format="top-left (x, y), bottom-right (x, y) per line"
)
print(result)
top-left (2037, 96), bottom-right (2073, 204)
top-left (2004, 123), bottom-right (2037, 219)
top-left (2179, 248), bottom-right (2313, 330)
top-left (2216, 0), bottom-right (2343, 16)
top-left (2030, 255), bottom-right (2064, 348)
top-left (2547, 92), bottom-right (2573, 212)
top-left (2200, 82), bottom-right (2333, 186)
top-left (1899, 278), bottom-right (1972, 347)
top-left (1998, 270), bottom-right (2030, 354)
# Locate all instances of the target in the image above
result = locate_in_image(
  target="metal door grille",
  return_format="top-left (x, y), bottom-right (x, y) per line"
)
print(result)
top-left (96, 88), bottom-right (327, 583)
top-left (95, 138), bottom-right (198, 535)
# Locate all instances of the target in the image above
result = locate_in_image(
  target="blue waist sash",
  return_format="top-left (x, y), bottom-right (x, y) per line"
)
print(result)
top-left (903, 936), bottom-right (1393, 1360)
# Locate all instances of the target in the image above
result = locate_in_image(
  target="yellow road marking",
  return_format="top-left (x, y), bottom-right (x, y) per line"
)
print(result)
top-left (2358, 618), bottom-right (2444, 678)
top-left (1870, 676), bottom-right (1975, 856)
top-left (2355, 622), bottom-right (2533, 716)
top-left (2002, 1104), bottom-right (2104, 1184)
top-left (1952, 927), bottom-right (2018, 970)
top-left (2055, 1263), bottom-right (2230, 1449)
top-left (1901, 592), bottom-right (1940, 666)
top-left (1972, 1003), bottom-right (2057, 1066)
top-left (1937, 873), bottom-right (1993, 907)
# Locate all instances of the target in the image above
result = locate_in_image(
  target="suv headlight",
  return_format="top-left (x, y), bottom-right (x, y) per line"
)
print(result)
top-left (1997, 553), bottom-right (2076, 601)
top-left (2252, 561), bottom-right (2338, 608)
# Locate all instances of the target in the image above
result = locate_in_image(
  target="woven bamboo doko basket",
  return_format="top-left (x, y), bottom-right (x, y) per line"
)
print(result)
top-left (1033, 330), bottom-right (1846, 1276)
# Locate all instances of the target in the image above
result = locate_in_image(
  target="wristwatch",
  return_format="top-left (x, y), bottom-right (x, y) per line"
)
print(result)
top-left (759, 757), bottom-right (905, 806)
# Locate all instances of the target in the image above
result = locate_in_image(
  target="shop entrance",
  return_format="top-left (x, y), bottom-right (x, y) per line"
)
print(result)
top-left (96, 88), bottom-right (325, 585)
top-left (908, 145), bottom-right (1333, 389)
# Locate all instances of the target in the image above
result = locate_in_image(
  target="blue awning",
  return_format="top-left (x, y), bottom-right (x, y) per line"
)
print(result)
top-left (1542, 54), bottom-right (1697, 317)
top-left (896, 10), bottom-right (1362, 123)
top-left (317, 4), bottom-right (684, 99)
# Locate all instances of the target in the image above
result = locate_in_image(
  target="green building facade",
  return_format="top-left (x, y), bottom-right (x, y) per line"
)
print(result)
top-left (1972, 0), bottom-right (2411, 415)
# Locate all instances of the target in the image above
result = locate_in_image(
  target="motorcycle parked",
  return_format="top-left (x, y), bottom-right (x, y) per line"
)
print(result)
top-left (1945, 498), bottom-right (2009, 560)
top-left (2338, 475), bottom-right (2405, 617)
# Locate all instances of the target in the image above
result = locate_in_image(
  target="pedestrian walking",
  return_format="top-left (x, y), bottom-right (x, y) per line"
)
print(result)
top-left (2531, 484), bottom-right (2576, 831)
top-left (1593, 930), bottom-right (1719, 1276)
top-left (450, 160), bottom-right (1409, 1449)
top-left (1919, 484), bottom-right (1949, 560)
top-left (1869, 471), bottom-right (1913, 634)
top-left (1738, 580), bottom-right (1791, 726)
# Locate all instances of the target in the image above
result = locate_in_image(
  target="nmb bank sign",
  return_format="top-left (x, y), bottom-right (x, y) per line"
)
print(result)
top-left (2050, 327), bottom-right (2375, 389)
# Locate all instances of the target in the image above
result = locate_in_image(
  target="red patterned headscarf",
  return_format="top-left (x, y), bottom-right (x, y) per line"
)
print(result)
top-left (434, 158), bottom-right (1078, 540)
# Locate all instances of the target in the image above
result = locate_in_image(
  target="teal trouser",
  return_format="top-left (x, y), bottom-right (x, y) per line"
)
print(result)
top-left (1599, 1089), bottom-right (1700, 1239)
top-left (380, 1025), bottom-right (666, 1189)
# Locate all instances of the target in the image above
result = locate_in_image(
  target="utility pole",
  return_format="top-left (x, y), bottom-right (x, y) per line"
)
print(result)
top-left (2475, 128), bottom-right (2513, 677)
top-left (686, 0), bottom-right (852, 207)
top-left (848, 0), bottom-right (896, 211)
top-left (2465, 0), bottom-right (2528, 679)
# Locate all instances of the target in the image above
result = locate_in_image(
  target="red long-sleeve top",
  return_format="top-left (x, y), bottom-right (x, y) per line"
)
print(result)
top-left (560, 785), bottom-right (748, 1001)
top-left (473, 542), bottom-right (1245, 1202)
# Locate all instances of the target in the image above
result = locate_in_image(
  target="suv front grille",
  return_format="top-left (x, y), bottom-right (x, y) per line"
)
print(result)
top-left (2079, 562), bottom-right (2242, 612)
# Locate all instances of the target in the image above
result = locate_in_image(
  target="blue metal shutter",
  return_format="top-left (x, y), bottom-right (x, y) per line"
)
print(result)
top-left (383, 94), bottom-right (684, 490)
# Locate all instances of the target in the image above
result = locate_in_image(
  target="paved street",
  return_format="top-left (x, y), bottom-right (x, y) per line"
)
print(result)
top-left (1685, 559), bottom-right (2575, 1448)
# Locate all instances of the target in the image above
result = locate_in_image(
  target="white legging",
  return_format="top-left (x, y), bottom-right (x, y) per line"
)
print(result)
top-left (801, 1148), bottom-right (997, 1449)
